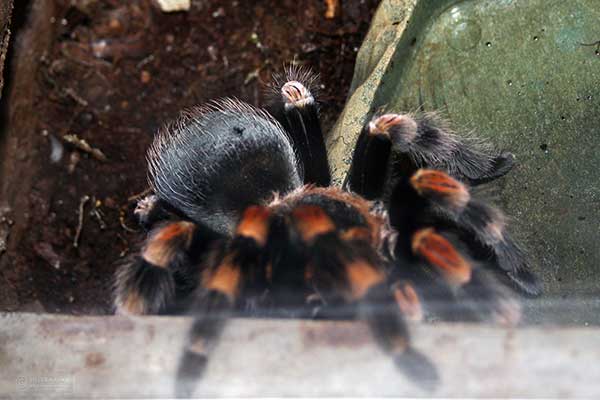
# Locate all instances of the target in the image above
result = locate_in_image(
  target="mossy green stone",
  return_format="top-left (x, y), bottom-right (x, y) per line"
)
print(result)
top-left (328, 0), bottom-right (600, 323)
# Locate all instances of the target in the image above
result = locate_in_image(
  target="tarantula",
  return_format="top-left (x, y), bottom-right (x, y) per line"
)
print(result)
top-left (114, 67), bottom-right (542, 397)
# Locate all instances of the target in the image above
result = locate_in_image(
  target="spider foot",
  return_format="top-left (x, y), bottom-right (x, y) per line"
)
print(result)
top-left (134, 194), bottom-right (180, 230)
top-left (114, 256), bottom-right (175, 315)
top-left (370, 113), bottom-right (418, 142)
top-left (345, 115), bottom-right (395, 198)
top-left (281, 80), bottom-right (315, 110)
top-left (392, 280), bottom-right (423, 322)
top-left (176, 290), bottom-right (232, 398)
top-left (469, 151), bottom-right (516, 185)
top-left (394, 347), bottom-right (440, 392)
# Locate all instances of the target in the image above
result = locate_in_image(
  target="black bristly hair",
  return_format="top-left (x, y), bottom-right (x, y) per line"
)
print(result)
top-left (390, 168), bottom-right (542, 298)
top-left (114, 220), bottom-right (224, 315)
top-left (266, 65), bottom-right (331, 187)
top-left (344, 119), bottom-right (392, 200)
top-left (113, 65), bottom-right (541, 397)
top-left (346, 112), bottom-right (516, 199)
top-left (148, 99), bottom-right (302, 236)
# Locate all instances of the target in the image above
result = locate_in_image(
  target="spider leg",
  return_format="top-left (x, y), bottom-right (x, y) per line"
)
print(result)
top-left (175, 206), bottom-right (270, 398)
top-left (411, 228), bottom-right (521, 326)
top-left (114, 220), bottom-right (216, 315)
top-left (267, 74), bottom-right (331, 186)
top-left (291, 205), bottom-right (439, 390)
top-left (344, 114), bottom-right (394, 199)
top-left (354, 112), bottom-right (514, 187)
top-left (409, 169), bottom-right (542, 297)
top-left (386, 170), bottom-right (525, 322)
top-left (176, 288), bottom-right (231, 399)
top-left (389, 221), bottom-right (479, 323)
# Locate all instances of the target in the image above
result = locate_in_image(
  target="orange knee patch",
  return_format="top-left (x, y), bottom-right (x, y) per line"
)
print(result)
top-left (143, 221), bottom-right (195, 267)
top-left (412, 228), bottom-right (472, 286)
top-left (410, 169), bottom-right (470, 210)
top-left (204, 260), bottom-right (242, 302)
top-left (340, 227), bottom-right (372, 243)
top-left (291, 205), bottom-right (335, 242)
top-left (345, 260), bottom-right (385, 300)
top-left (236, 206), bottom-right (270, 246)
top-left (155, 221), bottom-right (196, 242)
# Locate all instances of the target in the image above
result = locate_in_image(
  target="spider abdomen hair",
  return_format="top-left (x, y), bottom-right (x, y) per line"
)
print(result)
top-left (148, 99), bottom-right (302, 235)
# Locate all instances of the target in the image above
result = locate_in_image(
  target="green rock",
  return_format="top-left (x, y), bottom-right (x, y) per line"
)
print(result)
top-left (327, 0), bottom-right (600, 324)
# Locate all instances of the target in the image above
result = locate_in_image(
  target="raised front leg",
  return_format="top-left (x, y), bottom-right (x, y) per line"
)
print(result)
top-left (347, 112), bottom-right (516, 193)
top-left (345, 114), bottom-right (395, 199)
top-left (266, 68), bottom-right (331, 186)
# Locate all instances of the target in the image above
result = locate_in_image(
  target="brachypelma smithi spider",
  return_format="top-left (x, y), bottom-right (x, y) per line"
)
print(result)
top-left (114, 67), bottom-right (542, 396)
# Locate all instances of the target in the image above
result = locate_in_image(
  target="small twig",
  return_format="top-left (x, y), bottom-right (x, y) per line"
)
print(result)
top-left (119, 210), bottom-right (138, 233)
top-left (117, 233), bottom-right (130, 257)
top-left (92, 208), bottom-right (107, 230)
top-left (244, 67), bottom-right (261, 85)
top-left (136, 54), bottom-right (155, 69)
top-left (74, 195), bottom-right (90, 248)
top-left (63, 88), bottom-right (89, 107)
top-left (127, 187), bottom-right (153, 203)
top-left (91, 199), bottom-right (107, 230)
top-left (63, 134), bottom-right (108, 161)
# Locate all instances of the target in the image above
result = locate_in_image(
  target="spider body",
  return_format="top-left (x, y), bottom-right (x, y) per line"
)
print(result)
top-left (147, 100), bottom-right (302, 235)
top-left (114, 67), bottom-right (541, 396)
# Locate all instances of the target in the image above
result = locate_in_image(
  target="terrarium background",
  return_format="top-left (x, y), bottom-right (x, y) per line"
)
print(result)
top-left (0, 0), bottom-right (379, 314)
top-left (1, 0), bottom-right (599, 325)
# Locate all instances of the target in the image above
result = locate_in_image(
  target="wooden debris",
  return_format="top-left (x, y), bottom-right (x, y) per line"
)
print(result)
top-left (33, 242), bottom-right (62, 269)
top-left (119, 210), bottom-right (138, 233)
top-left (63, 134), bottom-right (107, 162)
top-left (127, 187), bottom-right (152, 203)
top-left (91, 199), bottom-right (107, 230)
top-left (154, 0), bottom-right (190, 13)
top-left (74, 195), bottom-right (90, 248)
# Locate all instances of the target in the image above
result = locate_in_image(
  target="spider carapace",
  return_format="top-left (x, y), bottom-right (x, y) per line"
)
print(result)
top-left (114, 67), bottom-right (542, 396)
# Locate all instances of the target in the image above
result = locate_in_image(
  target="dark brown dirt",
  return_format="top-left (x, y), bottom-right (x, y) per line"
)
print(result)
top-left (0, 0), bottom-right (379, 314)
top-left (0, 0), bottom-right (13, 96)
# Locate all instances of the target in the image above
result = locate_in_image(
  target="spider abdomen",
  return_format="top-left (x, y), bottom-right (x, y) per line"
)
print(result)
top-left (148, 99), bottom-right (302, 235)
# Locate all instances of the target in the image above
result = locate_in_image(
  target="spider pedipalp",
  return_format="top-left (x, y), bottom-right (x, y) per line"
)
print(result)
top-left (266, 67), bottom-right (331, 187)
